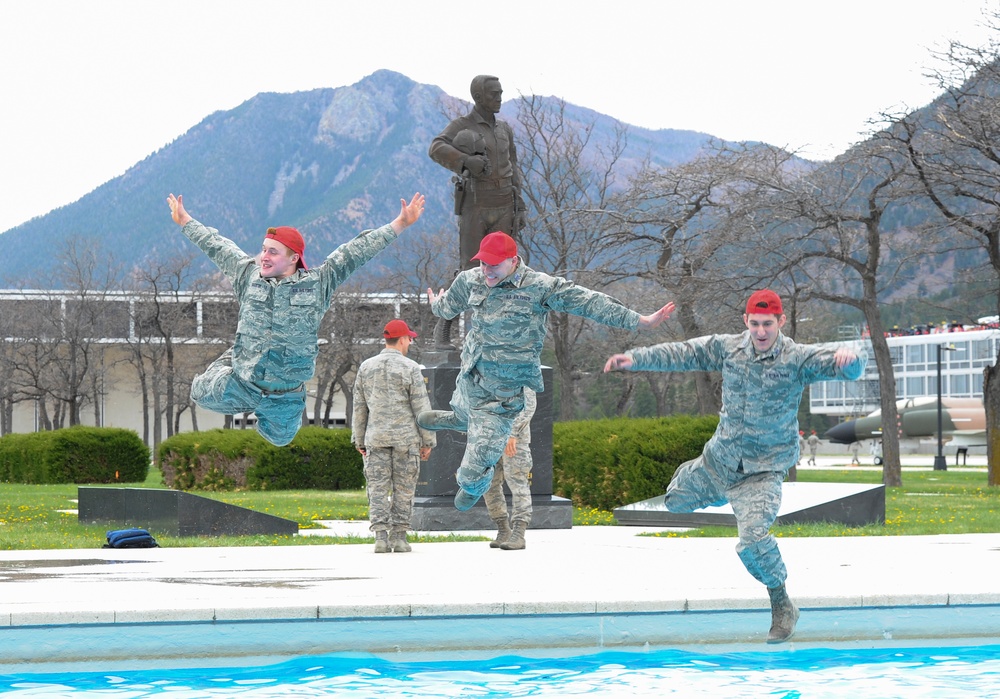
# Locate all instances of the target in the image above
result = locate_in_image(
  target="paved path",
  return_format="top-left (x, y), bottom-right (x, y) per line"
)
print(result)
top-left (1, 454), bottom-right (997, 670)
top-left (3, 526), bottom-right (1000, 670)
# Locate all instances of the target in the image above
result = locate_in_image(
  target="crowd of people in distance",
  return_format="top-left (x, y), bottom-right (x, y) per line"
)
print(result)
top-left (874, 320), bottom-right (999, 337)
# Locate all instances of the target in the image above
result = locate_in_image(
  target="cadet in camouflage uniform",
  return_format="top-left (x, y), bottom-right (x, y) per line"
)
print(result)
top-left (806, 430), bottom-right (820, 465)
top-left (420, 231), bottom-right (674, 513)
top-left (352, 319), bottom-right (436, 554)
top-left (604, 289), bottom-right (867, 644)
top-left (167, 192), bottom-right (425, 447)
top-left (484, 387), bottom-right (536, 550)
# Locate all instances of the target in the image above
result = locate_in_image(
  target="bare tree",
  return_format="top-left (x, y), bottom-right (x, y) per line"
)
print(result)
top-left (514, 95), bottom-right (637, 420)
top-left (4, 240), bottom-right (121, 429)
top-left (761, 136), bottom-right (942, 487)
top-left (893, 25), bottom-right (1000, 483)
top-left (123, 253), bottom-right (211, 449)
top-left (609, 143), bottom-right (800, 415)
top-left (306, 273), bottom-right (426, 429)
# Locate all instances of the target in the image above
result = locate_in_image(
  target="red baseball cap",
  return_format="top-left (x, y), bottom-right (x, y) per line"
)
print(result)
top-left (471, 231), bottom-right (518, 265)
top-left (265, 226), bottom-right (307, 270)
top-left (383, 319), bottom-right (418, 339)
top-left (745, 289), bottom-right (783, 315)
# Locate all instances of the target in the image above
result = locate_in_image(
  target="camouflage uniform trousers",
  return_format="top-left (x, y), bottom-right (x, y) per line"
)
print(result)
top-left (441, 368), bottom-right (526, 498)
top-left (664, 454), bottom-right (787, 589)
top-left (484, 436), bottom-right (533, 526)
top-left (363, 446), bottom-right (421, 535)
top-left (190, 349), bottom-right (305, 447)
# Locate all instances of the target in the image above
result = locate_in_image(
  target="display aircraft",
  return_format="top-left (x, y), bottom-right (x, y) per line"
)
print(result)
top-left (824, 397), bottom-right (986, 451)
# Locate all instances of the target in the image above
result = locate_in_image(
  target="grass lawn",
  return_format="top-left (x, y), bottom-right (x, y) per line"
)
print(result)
top-left (0, 466), bottom-right (997, 550)
top-left (0, 468), bottom-right (487, 550)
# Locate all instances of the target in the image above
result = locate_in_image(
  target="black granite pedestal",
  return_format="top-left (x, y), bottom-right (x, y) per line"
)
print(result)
top-left (78, 487), bottom-right (298, 537)
top-left (613, 482), bottom-right (885, 528)
top-left (412, 351), bottom-right (571, 530)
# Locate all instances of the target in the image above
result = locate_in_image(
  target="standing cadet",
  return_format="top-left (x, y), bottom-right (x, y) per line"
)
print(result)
top-left (484, 387), bottom-right (536, 550)
top-left (604, 289), bottom-right (866, 643)
top-left (849, 440), bottom-right (861, 465)
top-left (352, 319), bottom-right (436, 553)
top-left (807, 430), bottom-right (820, 465)
top-left (166, 192), bottom-right (425, 447)
top-left (420, 231), bottom-right (674, 511)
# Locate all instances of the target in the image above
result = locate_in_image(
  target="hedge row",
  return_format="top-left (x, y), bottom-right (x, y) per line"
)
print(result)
top-left (552, 414), bottom-right (719, 511)
top-left (157, 416), bottom-right (716, 504)
top-left (0, 426), bottom-right (149, 484)
top-left (157, 426), bottom-right (364, 491)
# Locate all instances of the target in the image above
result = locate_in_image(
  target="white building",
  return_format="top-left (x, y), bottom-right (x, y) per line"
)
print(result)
top-left (0, 289), bottom-right (420, 442)
top-left (809, 325), bottom-right (999, 417)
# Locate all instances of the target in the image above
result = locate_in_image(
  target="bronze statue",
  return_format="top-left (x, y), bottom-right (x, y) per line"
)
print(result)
top-left (429, 75), bottom-right (526, 348)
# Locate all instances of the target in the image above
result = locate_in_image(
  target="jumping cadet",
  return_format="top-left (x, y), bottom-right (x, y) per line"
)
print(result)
top-left (604, 289), bottom-right (866, 643)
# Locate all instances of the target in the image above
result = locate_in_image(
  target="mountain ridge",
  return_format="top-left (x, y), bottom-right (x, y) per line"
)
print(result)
top-left (0, 69), bottom-right (718, 289)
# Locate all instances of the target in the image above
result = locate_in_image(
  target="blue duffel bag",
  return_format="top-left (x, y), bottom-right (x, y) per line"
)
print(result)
top-left (104, 528), bottom-right (159, 548)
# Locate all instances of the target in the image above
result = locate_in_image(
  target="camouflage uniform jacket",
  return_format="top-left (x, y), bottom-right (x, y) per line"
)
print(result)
top-left (432, 260), bottom-right (641, 393)
top-left (181, 220), bottom-right (397, 391)
top-left (626, 332), bottom-right (866, 474)
top-left (352, 348), bottom-right (436, 449)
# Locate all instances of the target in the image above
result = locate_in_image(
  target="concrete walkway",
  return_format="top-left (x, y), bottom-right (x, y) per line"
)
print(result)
top-left (1, 455), bottom-right (997, 671)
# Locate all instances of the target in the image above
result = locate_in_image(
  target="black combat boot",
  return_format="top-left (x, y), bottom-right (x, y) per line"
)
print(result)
top-left (490, 517), bottom-right (511, 548)
top-left (417, 410), bottom-right (463, 432)
top-left (767, 584), bottom-right (799, 643)
top-left (432, 317), bottom-right (456, 349)
top-left (500, 521), bottom-right (527, 550)
top-left (390, 531), bottom-right (411, 553)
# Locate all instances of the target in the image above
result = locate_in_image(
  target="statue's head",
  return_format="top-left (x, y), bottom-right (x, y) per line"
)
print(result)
top-left (470, 75), bottom-right (502, 113)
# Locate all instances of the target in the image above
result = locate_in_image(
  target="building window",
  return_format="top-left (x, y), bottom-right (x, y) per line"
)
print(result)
top-left (951, 373), bottom-right (970, 396)
top-left (905, 376), bottom-right (925, 396)
top-left (201, 301), bottom-right (239, 339)
top-left (973, 339), bottom-right (993, 365)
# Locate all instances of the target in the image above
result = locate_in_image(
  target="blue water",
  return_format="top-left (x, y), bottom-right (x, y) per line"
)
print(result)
top-left (2, 645), bottom-right (1000, 697)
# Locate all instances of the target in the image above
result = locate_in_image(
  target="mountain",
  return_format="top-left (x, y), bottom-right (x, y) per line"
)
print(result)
top-left (0, 70), bottom-right (717, 289)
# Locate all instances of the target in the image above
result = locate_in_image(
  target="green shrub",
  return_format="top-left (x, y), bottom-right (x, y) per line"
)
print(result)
top-left (0, 432), bottom-right (54, 483)
top-left (158, 429), bottom-right (259, 490)
top-left (553, 414), bottom-right (718, 511)
top-left (158, 427), bottom-right (364, 491)
top-left (248, 427), bottom-right (364, 490)
top-left (0, 427), bottom-right (149, 484)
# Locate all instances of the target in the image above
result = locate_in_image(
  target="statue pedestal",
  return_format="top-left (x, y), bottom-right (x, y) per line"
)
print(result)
top-left (410, 494), bottom-right (573, 530)
top-left (412, 353), bottom-right (571, 530)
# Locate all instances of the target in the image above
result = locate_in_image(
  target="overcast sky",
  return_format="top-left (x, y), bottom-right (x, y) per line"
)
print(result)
top-left (0, 0), bottom-right (995, 233)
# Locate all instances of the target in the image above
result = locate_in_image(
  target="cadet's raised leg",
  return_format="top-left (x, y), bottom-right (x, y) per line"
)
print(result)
top-left (454, 409), bottom-right (510, 509)
top-left (190, 350), bottom-right (258, 416)
top-left (253, 387), bottom-right (306, 447)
